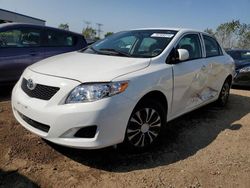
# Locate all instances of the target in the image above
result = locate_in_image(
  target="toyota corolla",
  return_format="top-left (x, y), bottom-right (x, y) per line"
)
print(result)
top-left (11, 28), bottom-right (235, 150)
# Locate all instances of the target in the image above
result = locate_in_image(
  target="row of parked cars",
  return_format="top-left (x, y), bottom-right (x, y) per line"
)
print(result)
top-left (1, 23), bottom-right (249, 151)
top-left (1, 23), bottom-right (249, 87)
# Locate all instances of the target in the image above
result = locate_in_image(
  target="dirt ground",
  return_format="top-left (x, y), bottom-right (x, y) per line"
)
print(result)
top-left (0, 87), bottom-right (250, 188)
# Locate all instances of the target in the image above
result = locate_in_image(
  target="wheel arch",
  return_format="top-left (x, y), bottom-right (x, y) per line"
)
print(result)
top-left (124, 90), bottom-right (169, 149)
top-left (134, 90), bottom-right (168, 115)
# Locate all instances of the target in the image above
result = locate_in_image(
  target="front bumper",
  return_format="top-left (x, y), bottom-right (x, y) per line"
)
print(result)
top-left (11, 69), bottom-right (134, 149)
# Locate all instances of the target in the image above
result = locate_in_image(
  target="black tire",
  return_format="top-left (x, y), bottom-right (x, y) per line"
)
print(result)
top-left (217, 79), bottom-right (231, 107)
top-left (124, 99), bottom-right (166, 151)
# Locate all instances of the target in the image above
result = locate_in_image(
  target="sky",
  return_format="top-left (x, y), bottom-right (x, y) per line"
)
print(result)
top-left (0, 0), bottom-right (250, 37)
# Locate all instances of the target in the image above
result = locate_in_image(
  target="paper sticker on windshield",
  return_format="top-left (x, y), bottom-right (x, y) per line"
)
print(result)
top-left (151, 33), bottom-right (174, 38)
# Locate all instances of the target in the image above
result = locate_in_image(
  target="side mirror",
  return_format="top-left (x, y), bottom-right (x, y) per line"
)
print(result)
top-left (177, 49), bottom-right (189, 61)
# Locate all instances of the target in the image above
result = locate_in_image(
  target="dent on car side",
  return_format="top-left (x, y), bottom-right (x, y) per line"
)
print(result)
top-left (11, 28), bottom-right (234, 150)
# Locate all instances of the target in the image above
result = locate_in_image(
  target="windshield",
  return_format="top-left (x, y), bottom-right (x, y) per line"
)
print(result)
top-left (227, 50), bottom-right (250, 61)
top-left (82, 30), bottom-right (177, 58)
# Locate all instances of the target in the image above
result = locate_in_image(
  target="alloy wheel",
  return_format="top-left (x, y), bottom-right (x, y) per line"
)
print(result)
top-left (220, 82), bottom-right (230, 104)
top-left (126, 107), bottom-right (162, 148)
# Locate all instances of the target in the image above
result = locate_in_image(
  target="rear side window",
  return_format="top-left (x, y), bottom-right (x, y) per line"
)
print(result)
top-left (46, 30), bottom-right (77, 47)
top-left (177, 34), bottom-right (202, 60)
top-left (203, 35), bottom-right (222, 57)
top-left (0, 28), bottom-right (41, 48)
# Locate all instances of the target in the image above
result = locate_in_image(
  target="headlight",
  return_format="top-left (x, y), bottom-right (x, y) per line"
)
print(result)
top-left (65, 81), bottom-right (128, 104)
top-left (239, 66), bottom-right (250, 73)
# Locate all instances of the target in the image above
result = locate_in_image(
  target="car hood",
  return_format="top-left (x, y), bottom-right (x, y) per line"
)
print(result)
top-left (29, 52), bottom-right (150, 82)
top-left (235, 60), bottom-right (250, 70)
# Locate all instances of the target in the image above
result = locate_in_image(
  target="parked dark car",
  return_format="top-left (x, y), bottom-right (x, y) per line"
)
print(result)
top-left (227, 49), bottom-right (250, 86)
top-left (0, 23), bottom-right (87, 85)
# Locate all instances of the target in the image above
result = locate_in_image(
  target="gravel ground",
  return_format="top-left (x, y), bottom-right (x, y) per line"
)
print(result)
top-left (0, 88), bottom-right (250, 188)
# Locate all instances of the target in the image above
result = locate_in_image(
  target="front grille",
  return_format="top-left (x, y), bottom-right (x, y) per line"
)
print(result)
top-left (21, 78), bottom-right (59, 100)
top-left (17, 111), bottom-right (50, 133)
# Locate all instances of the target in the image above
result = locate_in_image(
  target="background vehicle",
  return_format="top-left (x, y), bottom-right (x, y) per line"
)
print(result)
top-left (12, 28), bottom-right (235, 150)
top-left (0, 23), bottom-right (87, 85)
top-left (226, 49), bottom-right (250, 86)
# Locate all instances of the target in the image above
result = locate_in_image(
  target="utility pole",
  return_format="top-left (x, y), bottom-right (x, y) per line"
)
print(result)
top-left (96, 23), bottom-right (103, 38)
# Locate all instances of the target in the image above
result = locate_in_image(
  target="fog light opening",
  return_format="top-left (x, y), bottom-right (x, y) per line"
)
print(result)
top-left (74, 126), bottom-right (97, 138)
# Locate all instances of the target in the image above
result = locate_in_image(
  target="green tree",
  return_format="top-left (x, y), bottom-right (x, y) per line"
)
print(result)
top-left (104, 32), bottom-right (114, 38)
top-left (238, 23), bottom-right (250, 49)
top-left (58, 23), bottom-right (69, 30)
top-left (204, 28), bottom-right (215, 36)
top-left (94, 36), bottom-right (100, 40)
top-left (82, 27), bottom-right (96, 39)
top-left (215, 20), bottom-right (241, 48)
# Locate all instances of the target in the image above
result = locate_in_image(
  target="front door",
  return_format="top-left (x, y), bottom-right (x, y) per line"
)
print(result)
top-left (171, 33), bottom-right (210, 116)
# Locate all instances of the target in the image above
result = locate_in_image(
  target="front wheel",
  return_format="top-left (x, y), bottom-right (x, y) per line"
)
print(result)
top-left (217, 80), bottom-right (231, 107)
top-left (124, 100), bottom-right (166, 150)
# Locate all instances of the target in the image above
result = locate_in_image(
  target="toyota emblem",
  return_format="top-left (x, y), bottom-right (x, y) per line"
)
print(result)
top-left (27, 79), bottom-right (36, 90)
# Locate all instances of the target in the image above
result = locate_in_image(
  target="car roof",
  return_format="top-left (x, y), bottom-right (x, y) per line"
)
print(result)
top-left (0, 22), bottom-right (82, 36)
top-left (129, 27), bottom-right (214, 37)
top-left (130, 27), bottom-right (200, 32)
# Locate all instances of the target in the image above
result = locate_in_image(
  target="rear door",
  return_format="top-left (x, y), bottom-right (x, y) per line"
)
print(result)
top-left (0, 27), bottom-right (43, 83)
top-left (171, 33), bottom-right (209, 115)
top-left (43, 29), bottom-right (79, 59)
top-left (201, 34), bottom-right (226, 92)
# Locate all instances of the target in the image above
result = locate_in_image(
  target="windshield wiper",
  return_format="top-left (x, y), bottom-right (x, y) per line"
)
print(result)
top-left (90, 46), bottom-right (101, 54)
top-left (80, 46), bottom-right (131, 57)
top-left (99, 48), bottom-right (131, 57)
top-left (79, 46), bottom-right (102, 54)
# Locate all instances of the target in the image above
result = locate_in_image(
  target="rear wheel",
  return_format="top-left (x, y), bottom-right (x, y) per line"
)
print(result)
top-left (124, 100), bottom-right (166, 150)
top-left (217, 79), bottom-right (231, 107)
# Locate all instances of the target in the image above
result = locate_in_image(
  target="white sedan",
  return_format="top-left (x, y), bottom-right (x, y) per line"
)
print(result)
top-left (11, 28), bottom-right (235, 150)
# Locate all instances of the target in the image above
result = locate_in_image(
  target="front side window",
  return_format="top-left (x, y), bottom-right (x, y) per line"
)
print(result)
top-left (46, 30), bottom-right (76, 47)
top-left (0, 28), bottom-right (41, 48)
top-left (203, 35), bottom-right (222, 57)
top-left (177, 34), bottom-right (202, 60)
top-left (83, 30), bottom-right (177, 58)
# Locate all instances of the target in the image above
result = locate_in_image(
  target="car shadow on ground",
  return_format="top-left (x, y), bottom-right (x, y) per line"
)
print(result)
top-left (0, 169), bottom-right (39, 188)
top-left (0, 85), bottom-right (14, 102)
top-left (46, 92), bottom-right (249, 172)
